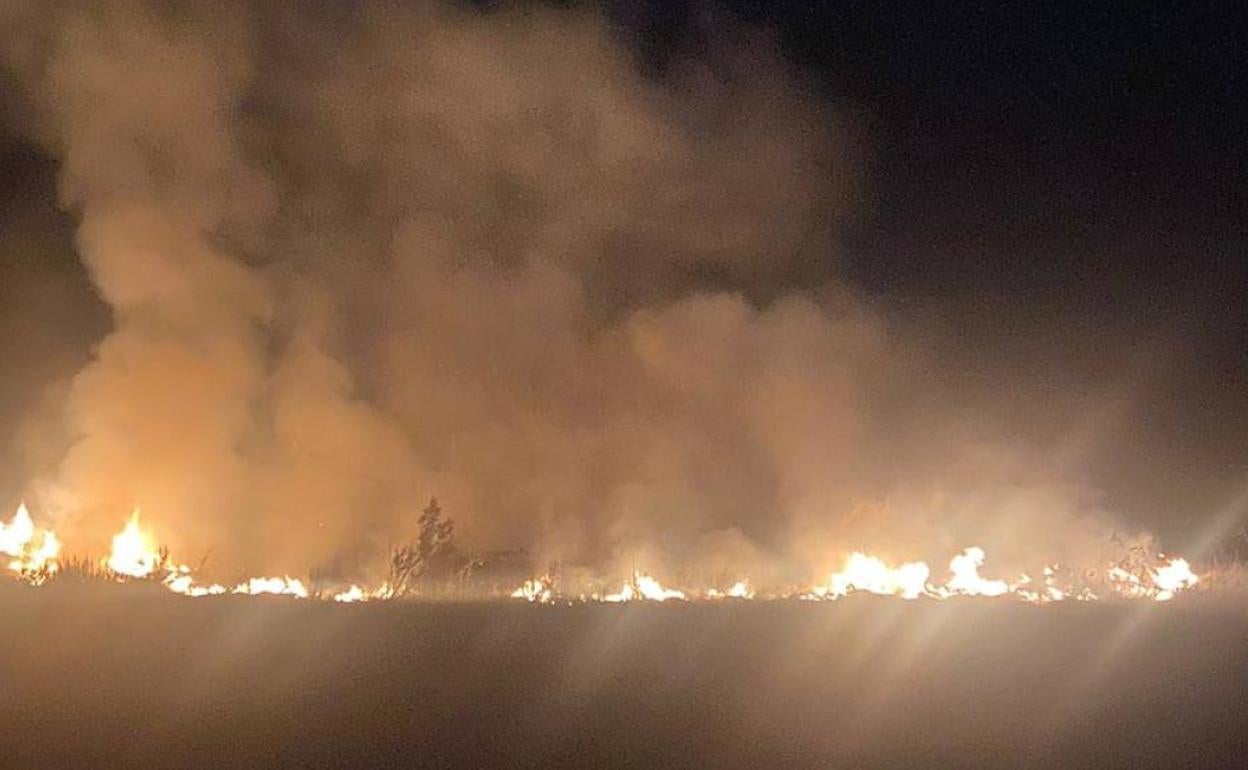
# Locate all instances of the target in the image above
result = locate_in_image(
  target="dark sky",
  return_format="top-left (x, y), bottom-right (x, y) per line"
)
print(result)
top-left (619, 1), bottom-right (1245, 307)
top-left (0, 0), bottom-right (1244, 558)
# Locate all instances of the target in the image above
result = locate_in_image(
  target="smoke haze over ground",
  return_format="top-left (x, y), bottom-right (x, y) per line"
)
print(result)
top-left (0, 1), bottom-right (1244, 583)
top-left (4, 591), bottom-right (1247, 768)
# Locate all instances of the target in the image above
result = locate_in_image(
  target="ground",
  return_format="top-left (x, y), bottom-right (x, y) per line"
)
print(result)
top-left (1, 587), bottom-right (1245, 768)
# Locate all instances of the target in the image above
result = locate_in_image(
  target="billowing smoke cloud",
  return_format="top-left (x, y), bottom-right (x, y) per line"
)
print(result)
top-left (0, 1), bottom-right (1152, 582)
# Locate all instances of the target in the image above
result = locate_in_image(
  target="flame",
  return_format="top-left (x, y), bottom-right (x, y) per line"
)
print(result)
top-left (1150, 557), bottom-right (1199, 601)
top-left (100, 512), bottom-right (310, 599)
top-left (0, 503), bottom-right (1208, 606)
top-left (103, 512), bottom-right (230, 595)
top-left (794, 545), bottom-right (1197, 604)
top-left (603, 572), bottom-right (686, 602)
top-left (511, 577), bottom-right (556, 603)
top-left (506, 542), bottom-right (1206, 606)
top-left (27, 530), bottom-right (62, 575)
top-left (939, 546), bottom-right (1010, 597)
top-left (0, 503), bottom-right (61, 581)
top-left (232, 576), bottom-right (309, 598)
top-left (333, 584), bottom-right (391, 602)
top-left (806, 553), bottom-right (931, 600)
top-left (165, 572), bottom-right (227, 597)
top-left (1014, 566), bottom-right (1087, 603)
top-left (0, 503), bottom-right (36, 555)
top-left (106, 510), bottom-right (163, 578)
top-left (1102, 559), bottom-right (1198, 602)
top-left (333, 584), bottom-right (367, 603)
top-left (706, 580), bottom-right (755, 599)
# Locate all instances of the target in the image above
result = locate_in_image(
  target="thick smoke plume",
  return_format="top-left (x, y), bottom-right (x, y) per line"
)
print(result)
top-left (0, 1), bottom-right (1154, 583)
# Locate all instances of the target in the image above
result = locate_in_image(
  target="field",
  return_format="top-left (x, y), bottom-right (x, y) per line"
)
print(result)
top-left (1, 587), bottom-right (1245, 768)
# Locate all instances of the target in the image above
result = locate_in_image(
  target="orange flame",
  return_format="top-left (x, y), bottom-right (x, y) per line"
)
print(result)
top-left (0, 503), bottom-right (61, 582)
top-left (105, 510), bottom-right (163, 578)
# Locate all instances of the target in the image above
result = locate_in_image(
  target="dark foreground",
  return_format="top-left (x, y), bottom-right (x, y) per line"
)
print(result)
top-left (1, 587), bottom-right (1246, 768)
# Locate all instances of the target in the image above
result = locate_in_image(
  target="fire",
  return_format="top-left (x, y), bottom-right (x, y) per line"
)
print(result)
top-left (1014, 566), bottom-right (1087, 604)
top-left (97, 513), bottom-right (317, 600)
top-left (791, 545), bottom-right (1196, 604)
top-left (165, 572), bottom-right (227, 597)
top-left (0, 503), bottom-right (37, 556)
top-left (504, 543), bottom-right (1205, 606)
top-left (106, 510), bottom-right (163, 578)
top-left (1103, 557), bottom-right (1199, 602)
top-left (1150, 557), bottom-right (1199, 601)
top-left (939, 546), bottom-right (1010, 597)
top-left (805, 553), bottom-right (931, 600)
top-left (333, 584), bottom-right (367, 603)
top-left (0, 503), bottom-right (61, 581)
top-left (511, 577), bottom-right (556, 604)
top-left (232, 576), bottom-right (310, 598)
top-left (603, 572), bottom-right (686, 602)
top-left (102, 511), bottom-right (231, 595)
top-left (332, 584), bottom-right (392, 602)
top-left (706, 580), bottom-right (755, 599)
top-left (0, 503), bottom-right (1209, 606)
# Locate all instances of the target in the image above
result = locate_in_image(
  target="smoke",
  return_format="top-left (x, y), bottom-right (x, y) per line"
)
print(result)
top-left (0, 1), bottom-right (1151, 581)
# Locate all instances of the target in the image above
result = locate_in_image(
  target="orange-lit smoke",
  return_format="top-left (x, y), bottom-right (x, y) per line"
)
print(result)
top-left (0, 1), bottom-right (1201, 586)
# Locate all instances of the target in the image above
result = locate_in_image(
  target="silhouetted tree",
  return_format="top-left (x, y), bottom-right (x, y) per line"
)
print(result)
top-left (389, 497), bottom-right (455, 598)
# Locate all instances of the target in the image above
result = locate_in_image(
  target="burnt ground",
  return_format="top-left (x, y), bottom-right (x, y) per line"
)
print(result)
top-left (1, 586), bottom-right (1246, 768)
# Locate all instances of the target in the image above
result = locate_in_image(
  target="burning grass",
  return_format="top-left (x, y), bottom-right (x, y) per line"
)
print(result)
top-left (0, 501), bottom-right (1227, 607)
